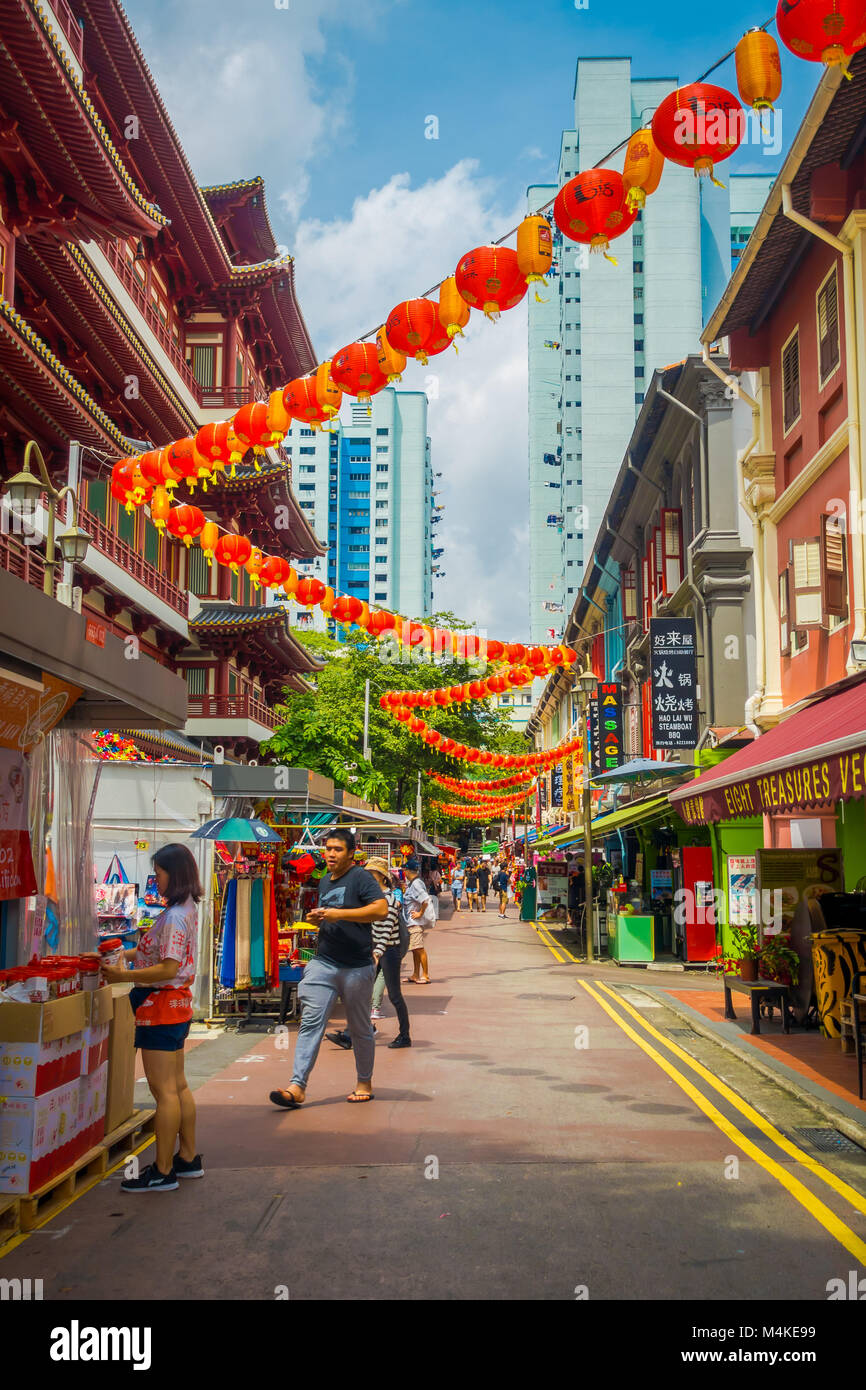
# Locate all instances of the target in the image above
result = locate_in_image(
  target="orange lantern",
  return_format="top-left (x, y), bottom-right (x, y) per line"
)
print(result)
top-left (200, 520), bottom-right (220, 565)
top-left (332, 594), bottom-right (364, 624)
top-left (266, 388), bottom-right (293, 443)
top-left (110, 457), bottom-right (151, 512)
top-left (622, 129), bottom-right (665, 211)
top-left (166, 503), bottom-right (205, 548)
top-left (283, 566), bottom-right (299, 597)
top-left (652, 84), bottom-right (743, 185)
top-left (232, 402), bottom-right (272, 457)
top-left (283, 375), bottom-right (333, 429)
top-left (138, 449), bottom-right (167, 490)
top-left (735, 29), bottom-right (783, 109)
top-left (516, 215), bottom-right (553, 285)
top-left (356, 601), bottom-right (371, 629)
top-left (385, 299), bottom-right (445, 364)
top-left (213, 532), bottom-right (252, 574)
top-left (167, 437), bottom-right (208, 490)
top-left (554, 170), bottom-right (637, 260)
top-left (295, 577), bottom-right (326, 606)
top-left (776, 0), bottom-right (866, 70)
top-left (150, 484), bottom-right (171, 532)
top-left (245, 547), bottom-right (265, 589)
top-left (376, 325), bottom-right (407, 383)
top-left (330, 342), bottom-right (388, 401)
top-left (315, 361), bottom-right (343, 420)
top-left (319, 584), bottom-right (336, 612)
top-left (455, 246), bottom-right (528, 320)
top-left (259, 555), bottom-right (291, 589)
top-left (438, 275), bottom-right (471, 339)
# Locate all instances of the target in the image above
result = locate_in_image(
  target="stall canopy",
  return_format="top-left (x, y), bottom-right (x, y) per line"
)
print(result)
top-left (670, 676), bottom-right (866, 825)
top-left (592, 759), bottom-right (691, 784)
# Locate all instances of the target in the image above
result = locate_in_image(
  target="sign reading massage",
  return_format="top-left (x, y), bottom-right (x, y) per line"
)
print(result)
top-left (675, 745), bottom-right (866, 825)
top-left (649, 618), bottom-right (698, 749)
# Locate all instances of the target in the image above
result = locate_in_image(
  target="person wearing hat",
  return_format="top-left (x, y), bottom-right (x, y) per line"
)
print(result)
top-left (402, 857), bottom-right (433, 983)
top-left (325, 857), bottom-right (411, 1050)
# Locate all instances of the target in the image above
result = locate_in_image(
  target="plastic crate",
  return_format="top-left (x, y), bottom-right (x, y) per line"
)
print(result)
top-left (299, 947), bottom-right (315, 963)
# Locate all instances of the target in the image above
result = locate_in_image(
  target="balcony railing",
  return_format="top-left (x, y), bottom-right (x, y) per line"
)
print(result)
top-left (101, 243), bottom-right (202, 402)
top-left (187, 692), bottom-right (277, 730)
top-left (79, 506), bottom-right (188, 616)
top-left (0, 531), bottom-right (50, 594)
top-left (199, 388), bottom-right (263, 410)
top-left (52, 0), bottom-right (85, 64)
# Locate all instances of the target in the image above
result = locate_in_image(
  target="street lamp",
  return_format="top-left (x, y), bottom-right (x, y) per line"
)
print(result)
top-left (3, 441), bottom-right (90, 597)
top-left (576, 666), bottom-right (596, 962)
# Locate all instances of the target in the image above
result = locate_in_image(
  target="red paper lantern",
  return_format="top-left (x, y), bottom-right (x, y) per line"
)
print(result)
top-left (213, 532), bottom-right (252, 574)
top-left (776, 0), bottom-right (866, 68)
top-left (165, 504), bottom-right (205, 548)
top-left (652, 84), bottom-right (743, 184)
top-left (330, 343), bottom-right (388, 402)
top-left (332, 595), bottom-right (364, 624)
top-left (294, 577), bottom-right (327, 606)
top-left (434, 690), bottom-right (450, 706)
top-left (506, 643), bottom-right (526, 662)
top-left (554, 170), bottom-right (637, 259)
top-left (232, 402), bottom-right (274, 456)
top-left (410, 718), bottom-right (425, 734)
top-left (395, 709), bottom-right (412, 723)
top-left (455, 246), bottom-right (528, 321)
top-left (385, 299), bottom-right (449, 364)
top-left (259, 556), bottom-right (292, 589)
top-left (424, 730), bottom-right (442, 746)
top-left (110, 457), bottom-right (151, 511)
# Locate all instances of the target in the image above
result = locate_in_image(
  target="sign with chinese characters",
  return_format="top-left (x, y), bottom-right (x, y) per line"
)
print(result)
top-left (649, 618), bottom-right (699, 749)
top-left (551, 761), bottom-right (563, 807)
top-left (0, 668), bottom-right (82, 752)
top-left (727, 855), bottom-right (757, 926)
top-left (588, 697), bottom-right (601, 774)
top-left (596, 682), bottom-right (623, 771)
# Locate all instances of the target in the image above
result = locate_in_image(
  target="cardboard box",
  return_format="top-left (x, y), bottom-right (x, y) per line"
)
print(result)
top-left (80, 986), bottom-right (113, 1077)
top-left (105, 986), bottom-right (135, 1135)
top-left (0, 992), bottom-right (86, 1097)
top-left (0, 1078), bottom-right (80, 1194)
top-left (76, 1061), bottom-right (108, 1155)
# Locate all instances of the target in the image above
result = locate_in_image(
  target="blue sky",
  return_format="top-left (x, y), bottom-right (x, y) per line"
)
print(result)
top-left (126, 0), bottom-right (821, 637)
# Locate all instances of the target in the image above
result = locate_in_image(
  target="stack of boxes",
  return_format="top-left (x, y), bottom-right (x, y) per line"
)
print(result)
top-left (0, 984), bottom-right (129, 1195)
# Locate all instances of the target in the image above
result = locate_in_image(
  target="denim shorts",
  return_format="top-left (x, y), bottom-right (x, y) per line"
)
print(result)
top-left (134, 1019), bottom-right (190, 1052)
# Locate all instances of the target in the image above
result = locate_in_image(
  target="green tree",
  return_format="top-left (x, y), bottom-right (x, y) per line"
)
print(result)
top-left (262, 625), bottom-right (526, 829)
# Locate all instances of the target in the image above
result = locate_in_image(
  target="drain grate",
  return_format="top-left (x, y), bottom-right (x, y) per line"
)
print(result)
top-left (795, 1127), bottom-right (865, 1155)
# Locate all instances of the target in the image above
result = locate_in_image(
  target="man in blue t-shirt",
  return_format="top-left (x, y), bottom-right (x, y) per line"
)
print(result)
top-left (269, 828), bottom-right (387, 1110)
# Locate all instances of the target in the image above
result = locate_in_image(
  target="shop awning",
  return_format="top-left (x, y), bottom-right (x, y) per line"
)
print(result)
top-left (591, 794), bottom-right (675, 834)
top-left (669, 676), bottom-right (866, 825)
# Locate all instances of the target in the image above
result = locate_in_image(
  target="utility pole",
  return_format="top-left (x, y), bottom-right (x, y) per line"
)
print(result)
top-left (362, 678), bottom-right (371, 763)
top-left (416, 770), bottom-right (422, 829)
top-left (576, 667), bottom-right (597, 963)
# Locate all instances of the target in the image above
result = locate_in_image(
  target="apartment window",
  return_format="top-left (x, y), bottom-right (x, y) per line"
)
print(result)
top-left (634, 262), bottom-right (643, 273)
top-left (299, 465), bottom-right (316, 474)
top-left (376, 464), bottom-right (389, 473)
top-left (190, 345), bottom-right (216, 390)
top-left (348, 544), bottom-right (368, 552)
top-left (375, 520), bottom-right (388, 529)
top-left (376, 428), bottom-right (388, 436)
top-left (375, 573), bottom-right (388, 582)
top-left (376, 483), bottom-right (388, 492)
top-left (374, 592), bottom-right (387, 600)
top-left (634, 314), bottom-right (644, 325)
top-left (347, 564), bottom-right (367, 573)
top-left (299, 446), bottom-right (315, 455)
top-left (634, 340), bottom-right (644, 351)
top-left (634, 288), bottom-right (643, 299)
top-left (375, 501), bottom-right (388, 509)
top-left (299, 501), bottom-right (314, 510)
top-left (376, 446), bottom-right (389, 454)
top-left (635, 393), bottom-right (644, 404)
top-left (300, 428), bottom-right (315, 437)
top-left (349, 473), bottom-right (368, 481)
top-left (789, 536), bottom-right (823, 630)
top-left (782, 329), bottom-right (801, 433)
top-left (349, 526), bottom-right (369, 535)
top-left (633, 236), bottom-right (642, 247)
top-left (348, 491), bottom-right (368, 499)
top-left (817, 269), bottom-right (840, 385)
top-left (298, 484), bottom-right (315, 492)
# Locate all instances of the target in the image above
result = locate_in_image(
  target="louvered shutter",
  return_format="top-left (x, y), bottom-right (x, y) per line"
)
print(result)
top-left (622, 564), bottom-right (637, 622)
top-left (661, 508), bottom-right (684, 593)
top-left (653, 525), bottom-right (664, 602)
top-left (821, 512), bottom-right (847, 618)
top-left (791, 537), bottom-right (823, 628)
top-left (642, 552), bottom-right (651, 628)
top-left (817, 272), bottom-right (840, 384)
top-left (782, 333), bottom-right (800, 432)
top-left (779, 570), bottom-right (789, 655)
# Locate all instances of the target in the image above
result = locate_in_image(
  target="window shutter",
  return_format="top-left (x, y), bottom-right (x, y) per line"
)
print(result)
top-left (782, 333), bottom-right (800, 432)
top-left (661, 508), bottom-right (684, 593)
top-left (192, 344), bottom-right (216, 389)
top-left (642, 552), bottom-right (651, 628)
top-left (778, 570), bottom-right (789, 655)
top-left (817, 272), bottom-right (840, 383)
top-left (653, 525), bottom-right (664, 601)
top-left (791, 537), bottom-right (823, 628)
top-left (622, 564), bottom-right (637, 622)
top-left (821, 511), bottom-right (847, 618)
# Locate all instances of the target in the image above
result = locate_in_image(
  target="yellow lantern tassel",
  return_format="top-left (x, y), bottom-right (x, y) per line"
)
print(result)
top-left (183, 535), bottom-right (193, 549)
top-left (415, 350), bottom-right (429, 365)
top-left (446, 324), bottom-right (465, 339)
top-left (534, 290), bottom-right (549, 303)
top-left (482, 303), bottom-right (501, 321)
top-left (626, 187), bottom-right (646, 212)
top-left (603, 252), bottom-right (618, 266)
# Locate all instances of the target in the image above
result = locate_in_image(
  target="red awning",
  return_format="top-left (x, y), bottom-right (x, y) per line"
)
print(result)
top-left (670, 677), bottom-right (866, 825)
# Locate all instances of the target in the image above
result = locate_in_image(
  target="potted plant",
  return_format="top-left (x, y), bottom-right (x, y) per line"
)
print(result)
top-left (758, 933), bottom-right (800, 987)
top-left (726, 923), bottom-right (760, 980)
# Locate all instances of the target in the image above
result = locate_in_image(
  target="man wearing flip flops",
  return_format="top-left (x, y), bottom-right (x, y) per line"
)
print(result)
top-left (269, 828), bottom-right (387, 1110)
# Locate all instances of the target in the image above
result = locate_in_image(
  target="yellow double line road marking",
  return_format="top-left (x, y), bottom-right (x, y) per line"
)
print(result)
top-left (579, 977), bottom-right (866, 1264)
top-left (531, 921), bottom-right (580, 964)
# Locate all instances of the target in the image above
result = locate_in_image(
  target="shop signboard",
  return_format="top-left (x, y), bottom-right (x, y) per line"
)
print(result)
top-left (756, 848), bottom-right (843, 939)
top-left (727, 855), bottom-right (757, 926)
top-left (650, 868), bottom-right (673, 899)
top-left (649, 618), bottom-right (698, 749)
top-left (588, 697), bottom-right (602, 774)
top-left (562, 755), bottom-right (573, 814)
top-left (676, 744), bottom-right (866, 824)
top-left (0, 669), bottom-right (82, 753)
top-left (0, 747), bottom-right (38, 900)
top-left (597, 682), bottom-right (624, 771)
top-left (551, 762), bottom-right (563, 808)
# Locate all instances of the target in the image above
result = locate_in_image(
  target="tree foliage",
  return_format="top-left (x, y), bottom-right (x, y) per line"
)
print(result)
top-left (262, 622), bottom-right (526, 831)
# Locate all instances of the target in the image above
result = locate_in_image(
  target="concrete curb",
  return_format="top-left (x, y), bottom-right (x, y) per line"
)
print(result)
top-left (629, 980), bottom-right (866, 1152)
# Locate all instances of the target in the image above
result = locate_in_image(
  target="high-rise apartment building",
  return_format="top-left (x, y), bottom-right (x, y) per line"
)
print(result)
top-left (286, 389), bottom-right (434, 631)
top-left (528, 57), bottom-right (773, 643)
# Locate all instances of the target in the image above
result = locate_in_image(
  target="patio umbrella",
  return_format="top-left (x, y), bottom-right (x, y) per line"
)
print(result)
top-left (590, 758), bottom-right (691, 784)
top-left (190, 817), bottom-right (283, 844)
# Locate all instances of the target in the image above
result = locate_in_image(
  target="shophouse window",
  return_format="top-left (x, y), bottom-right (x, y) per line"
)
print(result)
top-left (782, 329), bottom-right (801, 432)
top-left (823, 510), bottom-right (848, 626)
top-left (788, 537), bottom-right (823, 632)
top-left (191, 344), bottom-right (216, 390)
top-left (622, 564), bottom-right (637, 622)
top-left (661, 508), bottom-right (684, 593)
top-left (817, 269), bottom-right (840, 386)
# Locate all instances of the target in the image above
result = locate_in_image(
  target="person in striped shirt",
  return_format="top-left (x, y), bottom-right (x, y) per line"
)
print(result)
top-left (326, 858), bottom-right (411, 1050)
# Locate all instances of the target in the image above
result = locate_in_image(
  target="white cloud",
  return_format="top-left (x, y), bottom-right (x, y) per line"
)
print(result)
top-left (292, 161), bottom-right (530, 638)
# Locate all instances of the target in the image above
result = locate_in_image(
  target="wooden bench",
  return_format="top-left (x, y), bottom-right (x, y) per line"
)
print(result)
top-left (723, 974), bottom-right (792, 1036)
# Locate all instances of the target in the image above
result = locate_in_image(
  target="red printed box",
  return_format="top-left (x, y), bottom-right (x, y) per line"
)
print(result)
top-left (0, 993), bottom-right (86, 1096)
top-left (0, 1078), bottom-right (80, 1193)
top-left (76, 1061), bottom-right (108, 1155)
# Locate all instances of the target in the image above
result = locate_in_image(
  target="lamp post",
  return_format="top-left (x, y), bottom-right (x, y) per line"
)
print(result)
top-left (4, 441), bottom-right (90, 598)
top-left (576, 666), bottom-right (597, 962)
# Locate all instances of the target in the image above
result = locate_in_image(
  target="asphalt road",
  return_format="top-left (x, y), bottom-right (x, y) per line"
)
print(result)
top-left (3, 901), bottom-right (866, 1301)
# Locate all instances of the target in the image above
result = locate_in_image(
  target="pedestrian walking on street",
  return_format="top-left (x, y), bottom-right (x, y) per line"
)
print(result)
top-left (450, 863), bottom-right (465, 911)
top-left (269, 829), bottom-right (388, 1109)
top-left (403, 857), bottom-right (434, 983)
top-left (465, 862), bottom-right (480, 911)
top-left (493, 865), bottom-right (510, 918)
top-left (101, 843), bottom-right (203, 1192)
top-left (325, 858), bottom-right (411, 1050)
top-left (478, 862), bottom-right (491, 910)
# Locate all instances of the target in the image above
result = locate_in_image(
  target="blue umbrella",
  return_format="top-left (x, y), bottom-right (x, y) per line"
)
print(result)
top-left (190, 817), bottom-right (282, 843)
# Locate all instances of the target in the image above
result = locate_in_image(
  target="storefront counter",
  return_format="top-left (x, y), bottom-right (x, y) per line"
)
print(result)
top-left (610, 913), bottom-right (655, 964)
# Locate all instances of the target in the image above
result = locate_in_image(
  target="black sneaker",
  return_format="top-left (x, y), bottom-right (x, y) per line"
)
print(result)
top-left (173, 1152), bottom-right (204, 1179)
top-left (325, 1031), bottom-right (352, 1049)
top-left (121, 1162), bottom-right (178, 1193)
top-left (388, 1036), bottom-right (412, 1048)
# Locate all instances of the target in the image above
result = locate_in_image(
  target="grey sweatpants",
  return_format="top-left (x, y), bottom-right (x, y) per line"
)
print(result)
top-left (291, 956), bottom-right (376, 1087)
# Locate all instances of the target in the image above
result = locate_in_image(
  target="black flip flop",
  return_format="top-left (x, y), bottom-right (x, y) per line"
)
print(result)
top-left (269, 1089), bottom-right (303, 1109)
top-left (346, 1091), bottom-right (375, 1103)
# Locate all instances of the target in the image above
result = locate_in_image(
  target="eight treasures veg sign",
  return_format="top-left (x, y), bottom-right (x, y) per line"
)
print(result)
top-left (649, 618), bottom-right (698, 749)
top-left (675, 746), bottom-right (866, 825)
